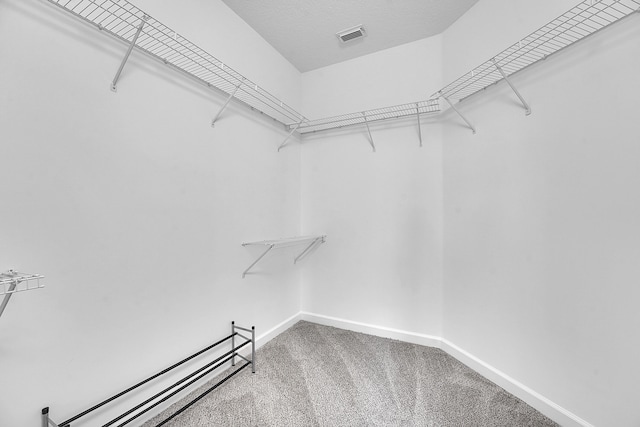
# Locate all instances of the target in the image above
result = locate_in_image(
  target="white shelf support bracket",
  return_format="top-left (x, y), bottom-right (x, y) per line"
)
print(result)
top-left (242, 244), bottom-right (275, 278)
top-left (440, 93), bottom-right (476, 134)
top-left (0, 281), bottom-right (17, 319)
top-left (362, 112), bottom-right (376, 152)
top-left (111, 15), bottom-right (149, 92)
top-left (211, 80), bottom-right (243, 127)
top-left (278, 120), bottom-right (304, 152)
top-left (294, 236), bottom-right (325, 264)
top-left (416, 103), bottom-right (423, 147)
top-left (492, 58), bottom-right (531, 115)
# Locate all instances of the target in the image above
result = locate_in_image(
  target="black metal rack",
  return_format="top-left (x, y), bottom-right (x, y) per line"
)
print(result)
top-left (41, 321), bottom-right (255, 427)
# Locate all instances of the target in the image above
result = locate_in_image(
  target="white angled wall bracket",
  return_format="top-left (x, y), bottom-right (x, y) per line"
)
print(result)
top-left (362, 112), bottom-right (376, 152)
top-left (293, 236), bottom-right (325, 264)
top-left (211, 79), bottom-right (244, 127)
top-left (416, 103), bottom-right (423, 147)
top-left (111, 15), bottom-right (149, 92)
top-left (440, 93), bottom-right (476, 134)
top-left (491, 58), bottom-right (531, 115)
top-left (278, 120), bottom-right (304, 152)
top-left (242, 245), bottom-right (275, 278)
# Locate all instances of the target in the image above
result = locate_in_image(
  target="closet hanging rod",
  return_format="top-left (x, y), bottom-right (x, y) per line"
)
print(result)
top-left (42, 0), bottom-right (306, 127)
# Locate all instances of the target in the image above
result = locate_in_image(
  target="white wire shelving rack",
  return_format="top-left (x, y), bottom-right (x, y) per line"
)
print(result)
top-left (0, 270), bottom-right (45, 320)
top-left (42, 0), bottom-right (306, 130)
top-left (431, 0), bottom-right (640, 133)
top-left (241, 235), bottom-right (326, 278)
top-left (296, 99), bottom-right (441, 151)
top-left (38, 0), bottom-right (639, 143)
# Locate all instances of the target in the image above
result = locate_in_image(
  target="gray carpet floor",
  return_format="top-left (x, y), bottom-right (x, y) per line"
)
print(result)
top-left (143, 321), bottom-right (559, 426)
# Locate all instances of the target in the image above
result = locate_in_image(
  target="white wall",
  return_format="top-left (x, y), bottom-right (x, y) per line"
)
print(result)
top-left (300, 37), bottom-right (445, 336)
top-left (0, 0), bottom-right (302, 425)
top-left (442, 1), bottom-right (640, 426)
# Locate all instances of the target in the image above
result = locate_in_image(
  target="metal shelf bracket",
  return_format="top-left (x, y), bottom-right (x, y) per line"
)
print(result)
top-left (242, 245), bottom-right (275, 278)
top-left (491, 58), bottom-right (531, 115)
top-left (293, 236), bottom-right (325, 264)
top-left (362, 112), bottom-right (376, 152)
top-left (440, 93), bottom-right (476, 134)
top-left (111, 15), bottom-right (149, 92)
top-left (211, 79), bottom-right (244, 127)
top-left (278, 120), bottom-right (304, 152)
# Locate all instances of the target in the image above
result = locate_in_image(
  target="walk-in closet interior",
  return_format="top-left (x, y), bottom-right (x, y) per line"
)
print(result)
top-left (2, 0), bottom-right (639, 425)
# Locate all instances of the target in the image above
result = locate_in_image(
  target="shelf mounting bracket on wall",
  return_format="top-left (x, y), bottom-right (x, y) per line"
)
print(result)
top-left (242, 235), bottom-right (326, 278)
top-left (0, 270), bottom-right (45, 320)
top-left (416, 103), bottom-right (423, 147)
top-left (111, 15), bottom-right (149, 92)
top-left (278, 120), bottom-right (304, 152)
top-left (211, 79), bottom-right (244, 127)
top-left (293, 236), bottom-right (325, 264)
top-left (362, 112), bottom-right (376, 152)
top-left (491, 58), bottom-right (531, 115)
top-left (440, 93), bottom-right (476, 134)
top-left (242, 245), bottom-right (275, 278)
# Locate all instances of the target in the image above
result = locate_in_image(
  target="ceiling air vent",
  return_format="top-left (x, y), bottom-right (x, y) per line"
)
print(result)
top-left (336, 25), bottom-right (366, 43)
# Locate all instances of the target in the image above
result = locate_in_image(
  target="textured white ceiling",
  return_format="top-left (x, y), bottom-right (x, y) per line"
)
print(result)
top-left (221, 0), bottom-right (479, 72)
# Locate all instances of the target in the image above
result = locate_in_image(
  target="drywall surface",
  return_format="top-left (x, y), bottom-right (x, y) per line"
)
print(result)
top-left (442, 1), bottom-right (640, 425)
top-left (301, 37), bottom-right (443, 117)
top-left (0, 0), bottom-right (301, 425)
top-left (300, 37), bottom-right (445, 336)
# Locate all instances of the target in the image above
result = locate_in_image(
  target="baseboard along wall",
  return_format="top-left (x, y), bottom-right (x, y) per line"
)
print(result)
top-left (294, 311), bottom-right (595, 427)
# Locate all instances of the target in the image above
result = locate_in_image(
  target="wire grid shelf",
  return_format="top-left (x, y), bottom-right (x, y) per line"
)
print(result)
top-left (242, 235), bottom-right (326, 248)
top-left (0, 271), bottom-right (45, 296)
top-left (44, 0), bottom-right (306, 127)
top-left (296, 99), bottom-right (440, 134)
top-left (434, 0), bottom-right (640, 102)
top-left (39, 0), bottom-right (639, 136)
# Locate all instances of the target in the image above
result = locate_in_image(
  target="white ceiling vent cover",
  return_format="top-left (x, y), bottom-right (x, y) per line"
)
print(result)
top-left (336, 25), bottom-right (366, 43)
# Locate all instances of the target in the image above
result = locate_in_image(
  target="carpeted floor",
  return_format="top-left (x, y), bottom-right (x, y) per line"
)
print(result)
top-left (143, 321), bottom-right (559, 426)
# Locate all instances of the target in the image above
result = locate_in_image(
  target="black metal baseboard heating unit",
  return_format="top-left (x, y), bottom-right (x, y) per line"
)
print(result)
top-left (41, 321), bottom-right (255, 427)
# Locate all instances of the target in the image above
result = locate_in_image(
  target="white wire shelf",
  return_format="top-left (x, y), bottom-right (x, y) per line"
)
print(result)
top-left (0, 271), bottom-right (45, 296)
top-left (242, 235), bottom-right (327, 248)
top-left (43, 0), bottom-right (306, 127)
top-left (433, 0), bottom-right (640, 103)
top-left (295, 99), bottom-right (440, 134)
top-left (242, 235), bottom-right (326, 278)
top-left (39, 0), bottom-right (639, 139)
top-left (0, 270), bottom-right (45, 320)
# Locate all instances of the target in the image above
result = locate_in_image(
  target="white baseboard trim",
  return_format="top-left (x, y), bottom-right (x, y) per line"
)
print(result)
top-left (299, 311), bottom-right (441, 348)
top-left (294, 311), bottom-right (593, 427)
top-left (440, 339), bottom-right (594, 427)
top-left (255, 312), bottom-right (302, 349)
